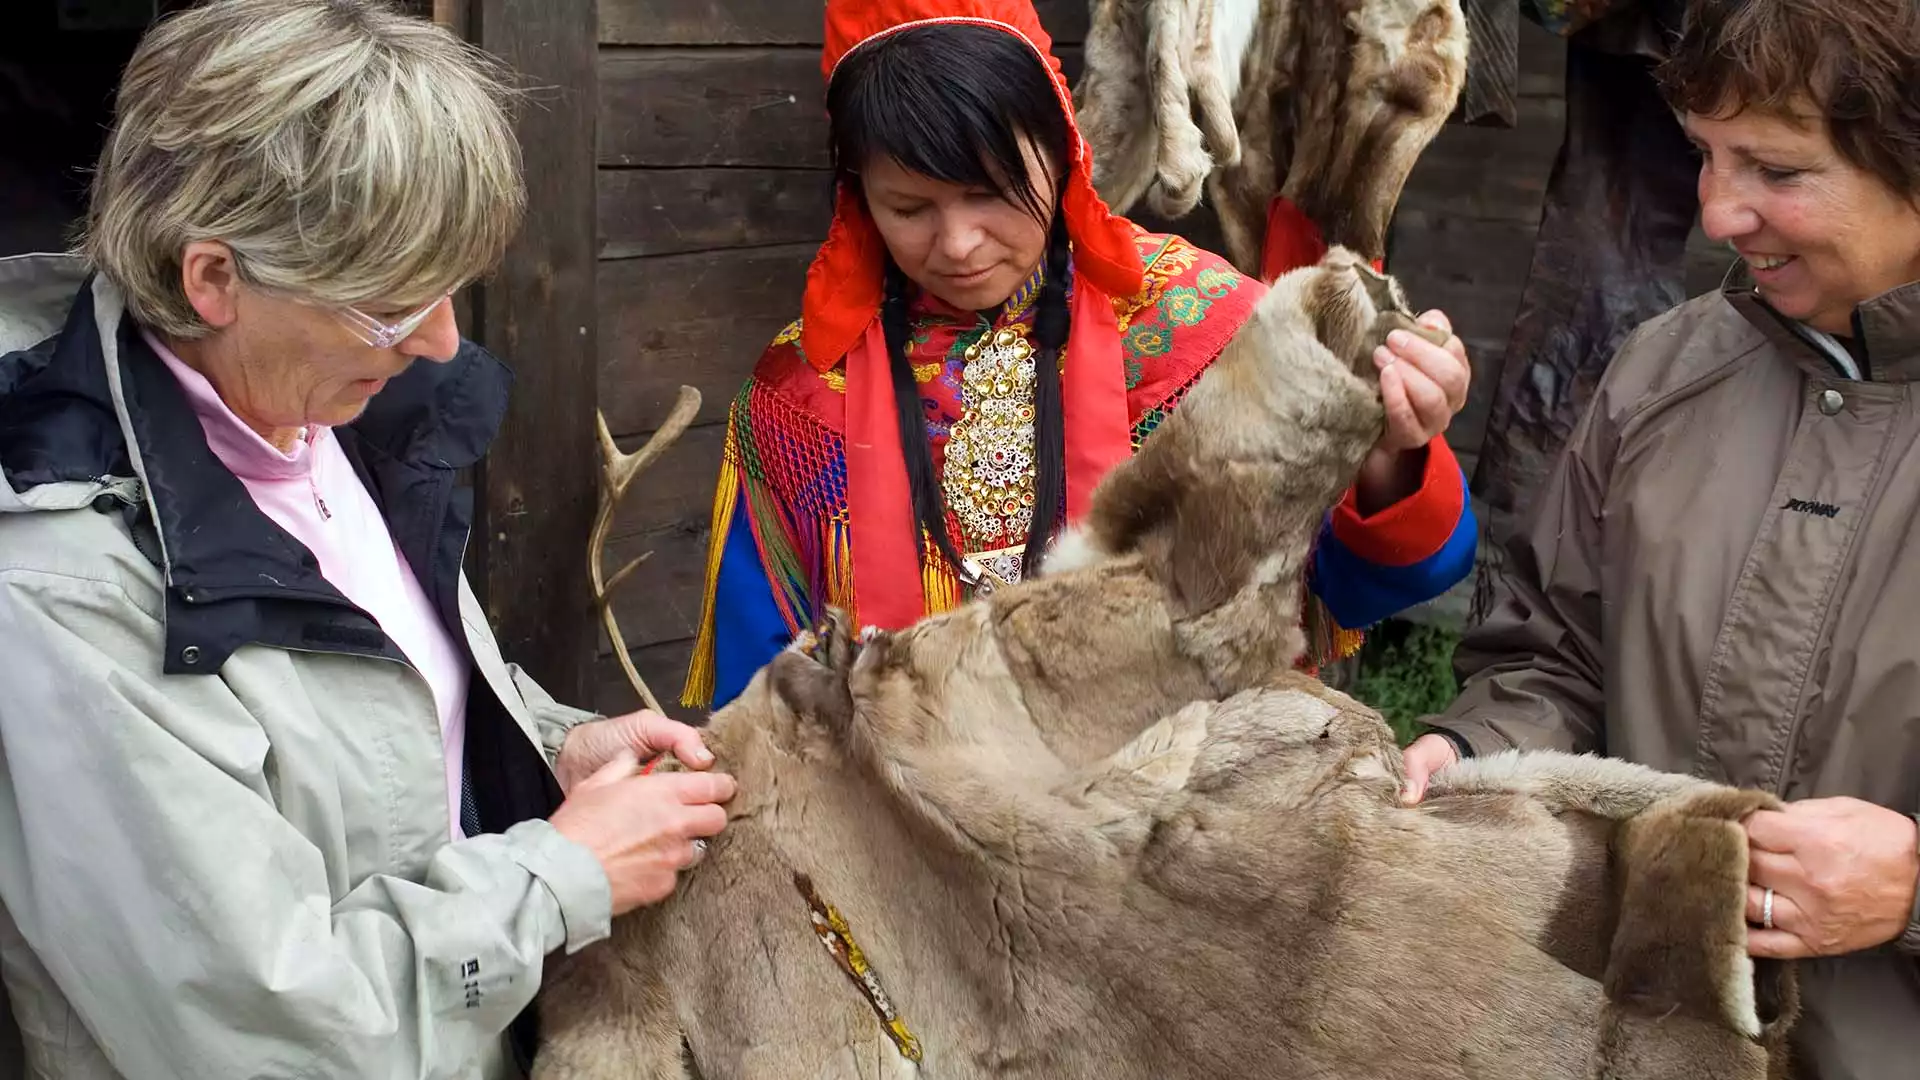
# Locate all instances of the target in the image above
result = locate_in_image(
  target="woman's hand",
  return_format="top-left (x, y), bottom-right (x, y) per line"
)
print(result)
top-left (555, 709), bottom-right (715, 794)
top-left (1355, 309), bottom-right (1471, 514)
top-left (549, 750), bottom-right (736, 915)
top-left (1744, 797), bottom-right (1920, 959)
top-left (1399, 732), bottom-right (1461, 805)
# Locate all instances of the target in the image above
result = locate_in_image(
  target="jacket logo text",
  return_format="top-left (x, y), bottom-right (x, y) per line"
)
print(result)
top-left (1781, 498), bottom-right (1841, 519)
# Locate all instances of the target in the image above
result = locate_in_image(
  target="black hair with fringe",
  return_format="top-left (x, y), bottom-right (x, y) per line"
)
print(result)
top-left (828, 22), bottom-right (1074, 581)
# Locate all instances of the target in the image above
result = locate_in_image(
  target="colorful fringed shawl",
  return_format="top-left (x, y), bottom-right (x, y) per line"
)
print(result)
top-left (682, 228), bottom-right (1367, 706)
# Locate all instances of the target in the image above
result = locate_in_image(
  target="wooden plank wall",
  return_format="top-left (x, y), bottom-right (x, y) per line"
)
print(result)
top-left (591, 5), bottom-right (1726, 718)
top-left (1454, 0), bottom-right (1519, 127)
top-left (466, 0), bottom-right (602, 709)
top-left (1389, 17), bottom-right (1572, 469)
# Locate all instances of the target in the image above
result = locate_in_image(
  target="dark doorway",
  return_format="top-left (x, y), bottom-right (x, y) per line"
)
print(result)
top-left (0, 1), bottom-right (193, 256)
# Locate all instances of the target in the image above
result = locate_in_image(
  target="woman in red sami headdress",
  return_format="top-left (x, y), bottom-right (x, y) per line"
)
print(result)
top-left (682, 0), bottom-right (1477, 709)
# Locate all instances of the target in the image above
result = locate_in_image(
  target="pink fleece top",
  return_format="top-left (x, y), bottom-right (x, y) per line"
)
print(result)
top-left (146, 329), bottom-right (470, 841)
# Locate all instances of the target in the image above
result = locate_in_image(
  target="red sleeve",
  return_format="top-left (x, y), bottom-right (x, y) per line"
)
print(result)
top-left (1328, 437), bottom-right (1467, 567)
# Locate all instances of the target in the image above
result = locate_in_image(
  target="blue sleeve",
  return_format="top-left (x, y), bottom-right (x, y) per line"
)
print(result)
top-left (1310, 466), bottom-right (1478, 629)
top-left (710, 498), bottom-right (799, 709)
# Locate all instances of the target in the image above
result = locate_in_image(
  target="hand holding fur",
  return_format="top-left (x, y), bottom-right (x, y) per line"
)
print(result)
top-left (1744, 797), bottom-right (1920, 958)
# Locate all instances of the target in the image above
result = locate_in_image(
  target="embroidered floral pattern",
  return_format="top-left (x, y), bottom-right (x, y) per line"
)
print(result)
top-left (1115, 233), bottom-right (1231, 386)
top-left (1160, 285), bottom-right (1210, 327)
top-left (1125, 319), bottom-right (1173, 360)
top-left (1195, 266), bottom-right (1237, 298)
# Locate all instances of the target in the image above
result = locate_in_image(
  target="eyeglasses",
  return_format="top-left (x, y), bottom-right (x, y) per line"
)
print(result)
top-left (334, 293), bottom-right (451, 349)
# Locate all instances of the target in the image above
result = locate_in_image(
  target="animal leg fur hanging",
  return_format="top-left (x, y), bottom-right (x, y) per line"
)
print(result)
top-left (1076, 0), bottom-right (1249, 219)
top-left (1077, 0), bottom-right (1471, 275)
top-left (533, 250), bottom-right (1797, 1080)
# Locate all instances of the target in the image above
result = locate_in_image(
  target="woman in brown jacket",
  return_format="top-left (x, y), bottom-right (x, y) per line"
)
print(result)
top-left (1406, 1), bottom-right (1920, 1075)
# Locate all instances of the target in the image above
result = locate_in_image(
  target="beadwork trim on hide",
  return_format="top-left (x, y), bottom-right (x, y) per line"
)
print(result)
top-left (794, 872), bottom-right (924, 1063)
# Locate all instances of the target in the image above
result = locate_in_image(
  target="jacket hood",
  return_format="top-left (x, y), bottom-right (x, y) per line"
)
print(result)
top-left (0, 251), bottom-right (513, 513)
top-left (0, 251), bottom-right (516, 674)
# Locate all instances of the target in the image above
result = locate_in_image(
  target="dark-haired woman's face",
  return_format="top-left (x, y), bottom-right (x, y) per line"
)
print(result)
top-left (862, 136), bottom-right (1060, 312)
top-left (1689, 102), bottom-right (1920, 334)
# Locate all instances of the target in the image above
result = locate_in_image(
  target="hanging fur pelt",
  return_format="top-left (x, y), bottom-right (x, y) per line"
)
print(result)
top-left (1074, 0), bottom-right (1255, 219)
top-left (1076, 0), bottom-right (1469, 275)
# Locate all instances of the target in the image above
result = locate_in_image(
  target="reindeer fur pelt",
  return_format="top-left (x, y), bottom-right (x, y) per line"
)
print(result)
top-left (529, 250), bottom-right (1798, 1080)
top-left (1077, 0), bottom-right (1469, 274)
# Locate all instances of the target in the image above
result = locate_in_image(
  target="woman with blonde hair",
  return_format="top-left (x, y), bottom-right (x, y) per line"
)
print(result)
top-left (0, 1), bottom-right (731, 1075)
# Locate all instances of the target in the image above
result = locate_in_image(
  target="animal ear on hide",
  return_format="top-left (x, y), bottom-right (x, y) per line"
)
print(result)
top-left (1082, 428), bottom-right (1190, 557)
top-left (1293, 252), bottom-right (1447, 380)
top-left (769, 609), bottom-right (857, 734)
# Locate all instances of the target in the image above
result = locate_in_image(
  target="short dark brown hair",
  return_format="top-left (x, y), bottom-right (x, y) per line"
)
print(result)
top-left (1658, 0), bottom-right (1920, 197)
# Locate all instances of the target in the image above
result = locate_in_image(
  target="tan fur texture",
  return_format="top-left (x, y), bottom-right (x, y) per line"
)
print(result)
top-left (1077, 0), bottom-right (1245, 218)
top-left (1080, 0), bottom-right (1470, 274)
top-left (530, 252), bottom-right (1797, 1080)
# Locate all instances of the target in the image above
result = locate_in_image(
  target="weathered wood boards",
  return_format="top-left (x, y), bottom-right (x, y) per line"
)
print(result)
top-left (1456, 0), bottom-right (1520, 127)
top-left (466, 0), bottom-right (601, 707)
top-left (597, 0), bottom-right (1090, 45)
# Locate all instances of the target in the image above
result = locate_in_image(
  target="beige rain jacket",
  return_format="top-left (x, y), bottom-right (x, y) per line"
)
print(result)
top-left (0, 253), bottom-right (610, 1079)
top-left (1433, 269), bottom-right (1920, 1079)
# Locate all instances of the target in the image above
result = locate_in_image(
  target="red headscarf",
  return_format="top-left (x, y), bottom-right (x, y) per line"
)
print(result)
top-left (809, 0), bottom-right (1146, 630)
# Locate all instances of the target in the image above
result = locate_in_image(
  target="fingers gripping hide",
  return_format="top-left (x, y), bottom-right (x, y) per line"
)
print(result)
top-left (1380, 366), bottom-right (1421, 434)
top-left (577, 749), bottom-right (640, 792)
top-left (681, 802), bottom-right (730, 840)
top-left (658, 770), bottom-right (737, 807)
top-left (1398, 362), bottom-right (1451, 423)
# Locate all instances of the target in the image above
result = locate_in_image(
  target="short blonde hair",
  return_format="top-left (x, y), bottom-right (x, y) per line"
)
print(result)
top-left (83, 0), bottom-right (525, 339)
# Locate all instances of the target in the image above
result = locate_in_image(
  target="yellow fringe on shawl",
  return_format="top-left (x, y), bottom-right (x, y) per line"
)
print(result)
top-left (826, 516), bottom-right (856, 622)
top-left (1302, 588), bottom-right (1367, 674)
top-left (919, 541), bottom-right (964, 618)
top-left (679, 415), bottom-right (743, 709)
top-left (687, 479), bottom-right (975, 707)
top-left (823, 523), bottom-right (963, 631)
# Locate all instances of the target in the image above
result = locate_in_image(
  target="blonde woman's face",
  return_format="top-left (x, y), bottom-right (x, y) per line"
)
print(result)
top-left (230, 289), bottom-right (461, 429)
top-left (1688, 104), bottom-right (1920, 335)
top-left (173, 241), bottom-right (462, 445)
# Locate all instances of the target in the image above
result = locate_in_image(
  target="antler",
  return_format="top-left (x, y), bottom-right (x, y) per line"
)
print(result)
top-left (590, 385), bottom-right (703, 713)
